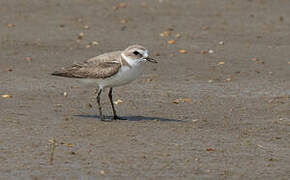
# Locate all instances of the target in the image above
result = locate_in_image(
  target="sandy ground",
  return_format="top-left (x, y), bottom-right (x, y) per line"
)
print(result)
top-left (0, 0), bottom-right (290, 179)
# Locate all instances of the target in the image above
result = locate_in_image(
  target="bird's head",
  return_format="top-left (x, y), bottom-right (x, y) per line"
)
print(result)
top-left (121, 45), bottom-right (157, 66)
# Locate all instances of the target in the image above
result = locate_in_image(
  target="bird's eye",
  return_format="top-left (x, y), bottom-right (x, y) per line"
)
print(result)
top-left (133, 51), bottom-right (140, 55)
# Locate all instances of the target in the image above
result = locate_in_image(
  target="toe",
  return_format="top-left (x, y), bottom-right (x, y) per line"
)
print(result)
top-left (100, 116), bottom-right (113, 122)
top-left (113, 116), bottom-right (126, 120)
top-left (101, 118), bottom-right (113, 122)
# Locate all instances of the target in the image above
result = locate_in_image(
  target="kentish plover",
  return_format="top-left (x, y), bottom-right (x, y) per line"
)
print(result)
top-left (52, 45), bottom-right (157, 121)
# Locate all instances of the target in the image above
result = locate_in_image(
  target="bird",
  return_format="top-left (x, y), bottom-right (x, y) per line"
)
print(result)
top-left (52, 44), bottom-right (158, 121)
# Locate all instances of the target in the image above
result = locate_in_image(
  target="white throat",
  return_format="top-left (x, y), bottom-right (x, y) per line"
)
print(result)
top-left (121, 53), bottom-right (143, 67)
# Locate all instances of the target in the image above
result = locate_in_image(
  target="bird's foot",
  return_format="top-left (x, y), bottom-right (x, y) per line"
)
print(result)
top-left (100, 116), bottom-right (113, 122)
top-left (101, 118), bottom-right (113, 122)
top-left (112, 116), bottom-right (126, 120)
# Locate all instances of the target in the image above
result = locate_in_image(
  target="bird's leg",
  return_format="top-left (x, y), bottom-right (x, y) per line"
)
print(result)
top-left (96, 88), bottom-right (105, 121)
top-left (108, 88), bottom-right (126, 120)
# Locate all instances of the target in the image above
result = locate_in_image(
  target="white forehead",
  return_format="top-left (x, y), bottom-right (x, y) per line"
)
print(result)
top-left (141, 50), bottom-right (148, 57)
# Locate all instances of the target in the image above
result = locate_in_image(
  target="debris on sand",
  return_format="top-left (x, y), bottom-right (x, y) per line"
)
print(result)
top-left (77, 32), bottom-right (84, 40)
top-left (202, 26), bottom-right (209, 30)
top-left (119, 2), bottom-right (126, 8)
top-left (114, 99), bottom-right (123, 105)
top-left (226, 77), bottom-right (232, 82)
top-left (173, 98), bottom-right (191, 104)
top-left (206, 148), bottom-right (216, 151)
top-left (178, 49), bottom-right (187, 54)
top-left (120, 19), bottom-right (128, 24)
top-left (1, 94), bottom-right (12, 98)
top-left (7, 23), bottom-right (15, 28)
top-left (160, 31), bottom-right (170, 37)
top-left (48, 139), bottom-right (57, 165)
top-left (167, 40), bottom-right (175, 44)
top-left (175, 33), bottom-right (181, 38)
top-left (66, 143), bottom-right (72, 147)
top-left (25, 56), bottom-right (32, 62)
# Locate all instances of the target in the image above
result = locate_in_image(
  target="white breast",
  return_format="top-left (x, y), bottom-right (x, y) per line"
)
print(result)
top-left (96, 65), bottom-right (143, 88)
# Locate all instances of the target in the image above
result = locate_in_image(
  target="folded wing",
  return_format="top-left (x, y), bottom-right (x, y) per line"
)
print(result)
top-left (52, 60), bottom-right (121, 79)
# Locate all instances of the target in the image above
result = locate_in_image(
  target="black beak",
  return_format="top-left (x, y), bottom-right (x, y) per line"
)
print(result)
top-left (144, 57), bottom-right (158, 63)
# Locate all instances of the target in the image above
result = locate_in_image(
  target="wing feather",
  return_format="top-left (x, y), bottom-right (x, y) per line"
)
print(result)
top-left (52, 51), bottom-right (122, 79)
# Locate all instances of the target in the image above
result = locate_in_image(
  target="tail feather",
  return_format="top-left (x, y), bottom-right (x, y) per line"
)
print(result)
top-left (51, 71), bottom-right (64, 76)
top-left (51, 71), bottom-right (72, 78)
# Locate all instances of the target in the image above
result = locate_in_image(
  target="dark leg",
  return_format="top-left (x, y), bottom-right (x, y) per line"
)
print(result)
top-left (108, 88), bottom-right (126, 120)
top-left (96, 88), bottom-right (106, 121)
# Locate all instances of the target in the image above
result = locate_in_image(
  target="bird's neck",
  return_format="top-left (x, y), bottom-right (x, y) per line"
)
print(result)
top-left (120, 53), bottom-right (141, 68)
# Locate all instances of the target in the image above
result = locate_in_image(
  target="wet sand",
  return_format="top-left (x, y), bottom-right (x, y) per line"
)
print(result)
top-left (0, 0), bottom-right (289, 179)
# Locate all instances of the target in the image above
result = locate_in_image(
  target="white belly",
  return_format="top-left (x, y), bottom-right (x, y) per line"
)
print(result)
top-left (96, 65), bottom-right (143, 88)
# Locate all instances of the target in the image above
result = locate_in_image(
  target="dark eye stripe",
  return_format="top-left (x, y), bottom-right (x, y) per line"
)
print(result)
top-left (133, 51), bottom-right (139, 55)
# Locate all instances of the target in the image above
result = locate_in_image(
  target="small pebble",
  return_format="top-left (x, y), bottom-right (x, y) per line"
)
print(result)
top-left (160, 31), bottom-right (170, 37)
top-left (175, 33), bottom-right (181, 38)
top-left (114, 99), bottom-right (123, 105)
top-left (167, 40), bottom-right (175, 44)
top-left (1, 94), bottom-right (12, 98)
top-left (251, 57), bottom-right (258, 61)
top-left (120, 19), bottom-right (128, 24)
top-left (280, 16), bottom-right (284, 22)
top-left (179, 49), bottom-right (187, 54)
top-left (202, 26), bottom-right (209, 30)
top-left (7, 24), bottom-right (15, 28)
top-left (226, 77), bottom-right (232, 81)
top-left (25, 56), bottom-right (32, 62)
top-left (119, 2), bottom-right (126, 8)
top-left (92, 41), bottom-right (99, 46)
top-left (78, 32), bottom-right (84, 40)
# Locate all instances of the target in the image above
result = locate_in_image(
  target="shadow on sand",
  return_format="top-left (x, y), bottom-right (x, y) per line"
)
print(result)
top-left (74, 114), bottom-right (183, 122)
